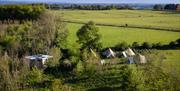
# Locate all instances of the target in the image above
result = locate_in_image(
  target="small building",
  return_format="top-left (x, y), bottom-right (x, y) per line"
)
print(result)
top-left (25, 54), bottom-right (53, 69)
top-left (102, 48), bottom-right (116, 58)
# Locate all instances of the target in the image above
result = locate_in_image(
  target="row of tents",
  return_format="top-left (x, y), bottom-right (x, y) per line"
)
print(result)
top-left (101, 48), bottom-right (147, 64)
top-left (25, 48), bottom-right (147, 69)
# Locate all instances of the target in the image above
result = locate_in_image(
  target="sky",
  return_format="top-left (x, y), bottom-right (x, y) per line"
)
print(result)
top-left (3, 0), bottom-right (180, 4)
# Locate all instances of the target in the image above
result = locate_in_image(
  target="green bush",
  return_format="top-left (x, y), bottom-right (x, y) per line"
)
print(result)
top-left (50, 79), bottom-right (62, 91)
top-left (47, 48), bottom-right (61, 67)
top-left (26, 67), bottom-right (43, 85)
top-left (152, 42), bottom-right (162, 48)
top-left (115, 41), bottom-right (128, 50)
top-left (169, 41), bottom-right (176, 47)
top-left (176, 38), bottom-right (180, 46)
top-left (132, 42), bottom-right (140, 48)
top-left (142, 42), bottom-right (152, 49)
top-left (76, 61), bottom-right (84, 76)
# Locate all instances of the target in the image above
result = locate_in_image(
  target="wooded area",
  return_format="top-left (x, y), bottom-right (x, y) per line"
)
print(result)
top-left (0, 4), bottom-right (45, 23)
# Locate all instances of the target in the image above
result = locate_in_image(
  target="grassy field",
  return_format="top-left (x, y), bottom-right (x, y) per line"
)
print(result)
top-left (67, 23), bottom-right (180, 48)
top-left (156, 50), bottom-right (180, 72)
top-left (55, 10), bottom-right (180, 31)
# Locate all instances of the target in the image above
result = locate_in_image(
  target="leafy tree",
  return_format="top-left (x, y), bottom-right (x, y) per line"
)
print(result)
top-left (164, 4), bottom-right (176, 10)
top-left (0, 4), bottom-right (45, 22)
top-left (153, 4), bottom-right (163, 11)
top-left (77, 21), bottom-right (102, 50)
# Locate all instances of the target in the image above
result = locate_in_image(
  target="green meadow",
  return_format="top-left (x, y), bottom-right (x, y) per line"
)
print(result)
top-left (52, 10), bottom-right (180, 48)
top-left (67, 23), bottom-right (180, 48)
top-left (56, 10), bottom-right (180, 30)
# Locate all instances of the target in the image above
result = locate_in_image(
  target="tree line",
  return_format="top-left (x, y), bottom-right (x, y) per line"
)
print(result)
top-left (0, 4), bottom-right (45, 23)
top-left (112, 39), bottom-right (180, 51)
top-left (154, 4), bottom-right (180, 11)
top-left (46, 4), bottom-right (133, 10)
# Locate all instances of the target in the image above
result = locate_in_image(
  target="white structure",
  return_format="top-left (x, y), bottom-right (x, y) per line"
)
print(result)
top-left (125, 48), bottom-right (136, 56)
top-left (102, 48), bottom-right (116, 58)
top-left (122, 48), bottom-right (136, 58)
top-left (121, 48), bottom-right (136, 64)
top-left (100, 59), bottom-right (105, 65)
top-left (25, 54), bottom-right (53, 69)
top-left (122, 51), bottom-right (127, 58)
top-left (138, 54), bottom-right (147, 64)
top-left (128, 57), bottom-right (135, 64)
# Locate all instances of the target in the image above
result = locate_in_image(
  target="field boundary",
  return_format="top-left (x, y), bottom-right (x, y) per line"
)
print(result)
top-left (64, 20), bottom-right (180, 32)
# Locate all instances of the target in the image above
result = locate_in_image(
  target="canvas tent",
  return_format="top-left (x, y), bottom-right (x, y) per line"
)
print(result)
top-left (138, 54), bottom-right (147, 64)
top-left (102, 48), bottom-right (116, 58)
top-left (127, 57), bottom-right (135, 64)
top-left (122, 51), bottom-right (127, 58)
top-left (122, 48), bottom-right (136, 58)
top-left (125, 48), bottom-right (135, 56)
top-left (25, 54), bottom-right (53, 69)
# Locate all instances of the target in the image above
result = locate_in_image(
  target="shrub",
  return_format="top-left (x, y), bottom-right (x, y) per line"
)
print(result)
top-left (47, 48), bottom-right (61, 67)
top-left (142, 42), bottom-right (152, 49)
top-left (115, 41), bottom-right (128, 50)
top-left (60, 59), bottom-right (74, 72)
top-left (152, 42), bottom-right (162, 49)
top-left (132, 42), bottom-right (140, 48)
top-left (26, 67), bottom-right (43, 85)
top-left (50, 79), bottom-right (62, 91)
top-left (169, 41), bottom-right (176, 47)
top-left (76, 61), bottom-right (84, 76)
top-left (176, 38), bottom-right (180, 46)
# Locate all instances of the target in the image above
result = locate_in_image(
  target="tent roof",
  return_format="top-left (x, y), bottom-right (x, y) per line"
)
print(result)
top-left (103, 48), bottom-right (115, 57)
top-left (25, 54), bottom-right (53, 60)
top-left (125, 48), bottom-right (135, 56)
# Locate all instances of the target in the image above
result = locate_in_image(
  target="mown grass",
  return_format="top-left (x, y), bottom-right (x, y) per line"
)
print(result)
top-left (67, 23), bottom-right (180, 48)
top-left (55, 10), bottom-right (180, 31)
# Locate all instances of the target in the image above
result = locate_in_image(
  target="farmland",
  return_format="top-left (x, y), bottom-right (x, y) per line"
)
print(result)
top-left (55, 10), bottom-right (180, 31)
top-left (67, 23), bottom-right (180, 48)
top-left (52, 10), bottom-right (180, 48)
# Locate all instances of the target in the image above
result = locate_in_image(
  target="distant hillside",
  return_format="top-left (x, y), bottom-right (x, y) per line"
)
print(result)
top-left (0, 1), bottom-right (154, 9)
